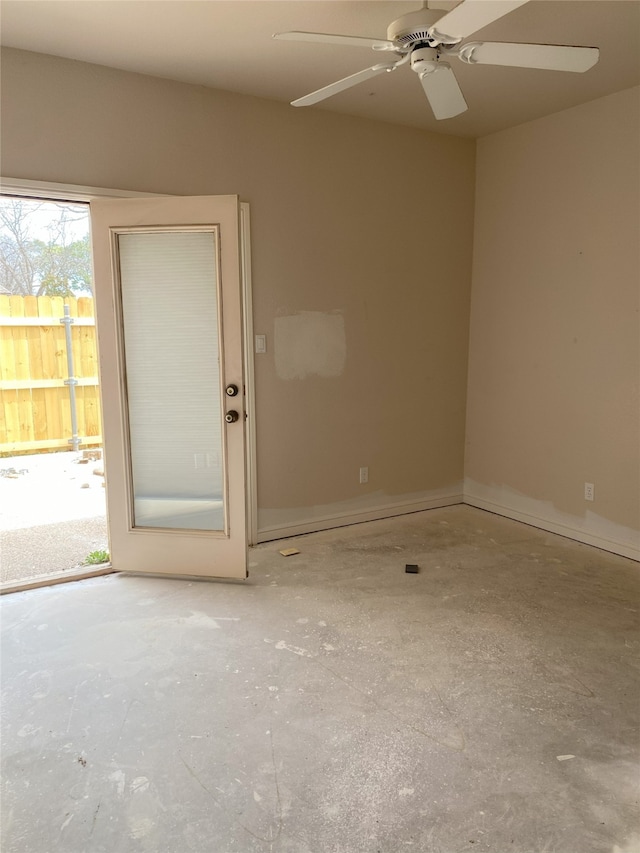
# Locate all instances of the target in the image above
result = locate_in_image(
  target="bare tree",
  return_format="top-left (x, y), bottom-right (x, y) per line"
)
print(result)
top-left (0, 198), bottom-right (92, 297)
top-left (0, 199), bottom-right (40, 295)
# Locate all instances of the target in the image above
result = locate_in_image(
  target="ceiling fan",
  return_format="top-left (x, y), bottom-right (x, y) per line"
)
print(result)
top-left (273, 0), bottom-right (599, 120)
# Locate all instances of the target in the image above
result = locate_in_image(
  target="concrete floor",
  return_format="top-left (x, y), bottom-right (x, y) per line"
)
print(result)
top-left (1, 506), bottom-right (638, 853)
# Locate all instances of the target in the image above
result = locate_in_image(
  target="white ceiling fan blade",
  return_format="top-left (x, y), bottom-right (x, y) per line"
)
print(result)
top-left (459, 41), bottom-right (599, 72)
top-left (291, 63), bottom-right (396, 107)
top-left (420, 63), bottom-right (468, 119)
top-left (273, 31), bottom-right (396, 51)
top-left (430, 0), bottom-right (530, 43)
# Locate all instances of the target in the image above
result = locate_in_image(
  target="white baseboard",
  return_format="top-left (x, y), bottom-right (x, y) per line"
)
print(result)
top-left (257, 493), bottom-right (463, 544)
top-left (464, 488), bottom-right (640, 562)
top-left (256, 484), bottom-right (639, 563)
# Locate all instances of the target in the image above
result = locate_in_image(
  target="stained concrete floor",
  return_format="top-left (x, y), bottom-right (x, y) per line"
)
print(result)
top-left (1, 506), bottom-right (638, 853)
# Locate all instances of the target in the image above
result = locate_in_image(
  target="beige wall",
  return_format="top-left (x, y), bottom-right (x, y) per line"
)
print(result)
top-left (1, 48), bottom-right (476, 537)
top-left (5, 50), bottom-right (635, 557)
top-left (466, 87), bottom-right (640, 558)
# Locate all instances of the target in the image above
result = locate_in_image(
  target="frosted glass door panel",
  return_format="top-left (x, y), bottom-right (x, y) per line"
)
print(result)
top-left (117, 230), bottom-right (225, 531)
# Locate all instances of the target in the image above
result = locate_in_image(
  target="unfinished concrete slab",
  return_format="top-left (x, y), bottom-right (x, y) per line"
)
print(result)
top-left (1, 506), bottom-right (638, 852)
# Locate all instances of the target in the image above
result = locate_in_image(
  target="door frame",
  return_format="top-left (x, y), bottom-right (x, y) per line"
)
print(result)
top-left (0, 177), bottom-right (258, 546)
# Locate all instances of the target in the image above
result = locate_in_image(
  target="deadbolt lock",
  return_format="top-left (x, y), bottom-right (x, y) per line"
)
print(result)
top-left (225, 384), bottom-right (239, 397)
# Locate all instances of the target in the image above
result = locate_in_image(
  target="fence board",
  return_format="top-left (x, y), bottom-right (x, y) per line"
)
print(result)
top-left (84, 386), bottom-right (101, 438)
top-left (42, 386), bottom-right (62, 449)
top-left (11, 297), bottom-right (36, 443)
top-left (32, 388), bottom-right (48, 443)
top-left (0, 296), bottom-right (15, 382)
top-left (1, 296), bottom-right (19, 446)
top-left (37, 297), bottom-right (56, 380)
top-left (24, 297), bottom-right (45, 443)
top-left (78, 298), bottom-right (98, 379)
top-left (50, 297), bottom-right (67, 380)
top-left (0, 295), bottom-right (102, 455)
top-left (1, 436), bottom-right (103, 454)
top-left (3, 393), bottom-right (19, 446)
top-left (0, 389), bottom-right (7, 446)
top-left (0, 378), bottom-right (99, 390)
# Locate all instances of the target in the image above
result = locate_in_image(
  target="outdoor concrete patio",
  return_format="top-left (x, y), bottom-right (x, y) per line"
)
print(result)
top-left (0, 451), bottom-right (108, 586)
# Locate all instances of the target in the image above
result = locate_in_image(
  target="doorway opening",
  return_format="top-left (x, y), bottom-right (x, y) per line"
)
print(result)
top-left (0, 196), bottom-right (110, 591)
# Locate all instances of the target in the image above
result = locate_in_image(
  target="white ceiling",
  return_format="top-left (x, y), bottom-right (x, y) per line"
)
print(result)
top-left (1, 0), bottom-right (639, 137)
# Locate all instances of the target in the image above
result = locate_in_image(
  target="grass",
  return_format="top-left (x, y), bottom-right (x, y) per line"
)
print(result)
top-left (84, 549), bottom-right (110, 565)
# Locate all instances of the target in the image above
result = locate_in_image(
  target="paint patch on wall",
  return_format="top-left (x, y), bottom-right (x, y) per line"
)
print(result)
top-left (274, 311), bottom-right (345, 380)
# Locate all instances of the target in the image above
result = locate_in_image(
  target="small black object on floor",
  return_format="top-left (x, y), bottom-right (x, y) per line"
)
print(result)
top-left (405, 564), bottom-right (419, 574)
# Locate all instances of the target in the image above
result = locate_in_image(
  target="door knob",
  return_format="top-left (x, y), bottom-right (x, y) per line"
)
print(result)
top-left (225, 410), bottom-right (239, 424)
top-left (225, 384), bottom-right (239, 397)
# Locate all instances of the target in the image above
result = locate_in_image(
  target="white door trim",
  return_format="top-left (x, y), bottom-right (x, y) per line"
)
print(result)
top-left (239, 205), bottom-right (258, 546)
top-left (0, 177), bottom-right (258, 545)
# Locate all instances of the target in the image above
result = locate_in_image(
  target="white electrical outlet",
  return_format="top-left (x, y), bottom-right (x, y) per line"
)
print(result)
top-left (255, 334), bottom-right (266, 354)
top-left (584, 482), bottom-right (595, 501)
top-left (359, 467), bottom-right (369, 484)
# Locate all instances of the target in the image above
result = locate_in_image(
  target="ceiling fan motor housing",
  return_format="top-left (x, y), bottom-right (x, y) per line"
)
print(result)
top-left (410, 47), bottom-right (440, 74)
top-left (386, 8), bottom-right (447, 49)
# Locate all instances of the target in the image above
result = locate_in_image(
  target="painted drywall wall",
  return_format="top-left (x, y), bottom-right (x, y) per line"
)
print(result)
top-left (466, 86), bottom-right (640, 559)
top-left (1, 48), bottom-right (475, 537)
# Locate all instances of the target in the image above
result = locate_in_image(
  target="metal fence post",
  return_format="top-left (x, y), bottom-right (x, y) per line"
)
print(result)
top-left (60, 304), bottom-right (81, 452)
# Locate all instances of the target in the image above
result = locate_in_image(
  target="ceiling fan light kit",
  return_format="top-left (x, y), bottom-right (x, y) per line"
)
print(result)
top-left (273, 0), bottom-right (600, 120)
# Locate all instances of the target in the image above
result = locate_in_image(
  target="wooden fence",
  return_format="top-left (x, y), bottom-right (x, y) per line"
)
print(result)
top-left (0, 295), bottom-right (102, 456)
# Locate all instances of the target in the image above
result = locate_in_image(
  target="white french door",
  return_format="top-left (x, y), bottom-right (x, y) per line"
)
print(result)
top-left (90, 195), bottom-right (247, 579)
